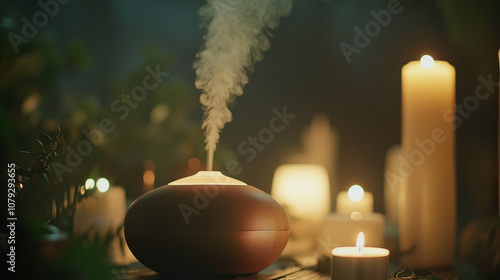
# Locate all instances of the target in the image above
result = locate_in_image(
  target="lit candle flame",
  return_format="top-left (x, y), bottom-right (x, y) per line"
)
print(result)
top-left (356, 232), bottom-right (364, 254)
top-left (85, 178), bottom-right (95, 190)
top-left (96, 178), bottom-right (110, 193)
top-left (420, 55), bottom-right (434, 69)
top-left (143, 170), bottom-right (155, 185)
top-left (347, 185), bottom-right (364, 202)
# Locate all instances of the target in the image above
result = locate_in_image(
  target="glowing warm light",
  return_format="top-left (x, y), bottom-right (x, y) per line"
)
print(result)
top-left (420, 55), bottom-right (434, 69)
top-left (168, 171), bottom-right (246, 185)
top-left (271, 164), bottom-right (330, 221)
top-left (51, 200), bottom-right (56, 219)
top-left (21, 94), bottom-right (40, 115)
top-left (19, 183), bottom-right (23, 189)
top-left (85, 178), bottom-right (95, 190)
top-left (332, 246), bottom-right (389, 257)
top-left (150, 104), bottom-right (170, 123)
top-left (356, 232), bottom-right (365, 253)
top-left (79, 185), bottom-right (86, 195)
top-left (347, 185), bottom-right (364, 202)
top-left (143, 170), bottom-right (155, 185)
top-left (96, 178), bottom-right (110, 193)
top-left (71, 110), bottom-right (86, 126)
top-left (143, 160), bottom-right (156, 193)
top-left (188, 157), bottom-right (201, 170)
top-left (350, 211), bottom-right (363, 221)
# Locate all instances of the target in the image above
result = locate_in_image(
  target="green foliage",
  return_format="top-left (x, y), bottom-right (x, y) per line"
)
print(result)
top-left (12, 128), bottom-right (127, 279)
top-left (65, 38), bottom-right (92, 71)
top-left (14, 127), bottom-right (96, 233)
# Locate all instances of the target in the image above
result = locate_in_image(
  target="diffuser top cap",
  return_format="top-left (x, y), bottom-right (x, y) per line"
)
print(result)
top-left (168, 171), bottom-right (246, 186)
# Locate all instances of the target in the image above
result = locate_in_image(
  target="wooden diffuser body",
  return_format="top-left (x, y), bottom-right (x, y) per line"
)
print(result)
top-left (124, 171), bottom-right (289, 276)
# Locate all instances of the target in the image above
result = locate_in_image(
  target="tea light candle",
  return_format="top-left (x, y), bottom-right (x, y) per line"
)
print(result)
top-left (336, 185), bottom-right (373, 214)
top-left (331, 233), bottom-right (389, 280)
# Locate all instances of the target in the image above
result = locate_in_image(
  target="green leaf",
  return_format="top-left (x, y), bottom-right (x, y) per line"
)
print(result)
top-left (36, 139), bottom-right (44, 150)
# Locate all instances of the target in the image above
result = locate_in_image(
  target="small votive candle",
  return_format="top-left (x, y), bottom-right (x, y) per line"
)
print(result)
top-left (331, 232), bottom-right (389, 280)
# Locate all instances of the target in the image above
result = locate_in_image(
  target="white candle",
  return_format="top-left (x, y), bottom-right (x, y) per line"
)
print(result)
top-left (384, 145), bottom-right (401, 225)
top-left (74, 180), bottom-right (131, 264)
top-left (336, 185), bottom-right (373, 214)
top-left (271, 164), bottom-right (330, 222)
top-left (318, 212), bottom-right (385, 256)
top-left (400, 55), bottom-right (456, 268)
top-left (272, 164), bottom-right (330, 255)
top-left (286, 115), bottom-right (339, 210)
top-left (331, 233), bottom-right (389, 280)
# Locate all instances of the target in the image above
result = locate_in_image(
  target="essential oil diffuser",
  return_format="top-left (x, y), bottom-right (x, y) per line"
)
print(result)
top-left (124, 171), bottom-right (289, 276)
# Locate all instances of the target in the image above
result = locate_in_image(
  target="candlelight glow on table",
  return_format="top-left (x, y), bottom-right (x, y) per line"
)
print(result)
top-left (331, 232), bottom-right (389, 280)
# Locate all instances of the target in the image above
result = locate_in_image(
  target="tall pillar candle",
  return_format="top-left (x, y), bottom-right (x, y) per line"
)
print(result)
top-left (400, 55), bottom-right (456, 268)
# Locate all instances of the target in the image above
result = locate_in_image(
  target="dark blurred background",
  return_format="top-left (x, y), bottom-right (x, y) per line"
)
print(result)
top-left (1, 0), bottom-right (499, 245)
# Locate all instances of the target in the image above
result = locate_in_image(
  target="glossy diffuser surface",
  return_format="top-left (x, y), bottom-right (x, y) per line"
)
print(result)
top-left (124, 171), bottom-right (289, 276)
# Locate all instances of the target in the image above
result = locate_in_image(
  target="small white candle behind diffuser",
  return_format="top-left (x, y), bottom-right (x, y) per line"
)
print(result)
top-left (271, 164), bottom-right (330, 222)
top-left (73, 178), bottom-right (129, 264)
top-left (337, 185), bottom-right (373, 214)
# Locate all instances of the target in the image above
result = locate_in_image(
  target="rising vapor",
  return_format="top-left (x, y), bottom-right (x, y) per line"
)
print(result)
top-left (194, 0), bottom-right (292, 170)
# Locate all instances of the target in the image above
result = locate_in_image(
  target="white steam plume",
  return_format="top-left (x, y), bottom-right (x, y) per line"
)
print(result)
top-left (194, 0), bottom-right (292, 170)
